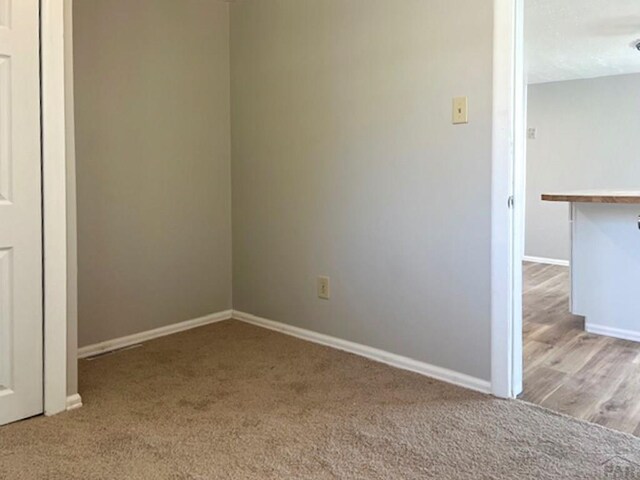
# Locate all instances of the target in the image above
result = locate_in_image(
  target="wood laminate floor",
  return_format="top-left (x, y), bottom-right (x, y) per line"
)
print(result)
top-left (521, 261), bottom-right (640, 435)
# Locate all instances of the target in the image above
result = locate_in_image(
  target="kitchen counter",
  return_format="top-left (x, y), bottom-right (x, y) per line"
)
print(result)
top-left (542, 193), bottom-right (640, 342)
top-left (542, 190), bottom-right (640, 204)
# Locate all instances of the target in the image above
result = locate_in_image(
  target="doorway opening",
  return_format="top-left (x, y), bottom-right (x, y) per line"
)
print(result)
top-left (515, 0), bottom-right (640, 435)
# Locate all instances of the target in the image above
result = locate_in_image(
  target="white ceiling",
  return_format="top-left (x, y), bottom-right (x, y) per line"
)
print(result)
top-left (526, 0), bottom-right (640, 84)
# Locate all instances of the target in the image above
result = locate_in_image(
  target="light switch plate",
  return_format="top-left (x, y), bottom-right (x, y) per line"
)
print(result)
top-left (452, 96), bottom-right (469, 125)
top-left (317, 276), bottom-right (330, 300)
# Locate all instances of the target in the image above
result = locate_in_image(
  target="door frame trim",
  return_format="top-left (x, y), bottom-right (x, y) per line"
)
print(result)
top-left (41, 0), bottom-right (68, 416)
top-left (491, 0), bottom-right (524, 398)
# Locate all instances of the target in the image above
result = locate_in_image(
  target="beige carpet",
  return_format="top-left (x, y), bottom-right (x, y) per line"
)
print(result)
top-left (1, 320), bottom-right (640, 479)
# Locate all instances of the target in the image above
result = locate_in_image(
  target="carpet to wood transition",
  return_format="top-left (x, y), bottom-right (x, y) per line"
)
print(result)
top-left (1, 320), bottom-right (640, 479)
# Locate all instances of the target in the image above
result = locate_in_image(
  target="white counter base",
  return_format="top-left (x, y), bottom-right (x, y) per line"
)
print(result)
top-left (571, 203), bottom-right (640, 341)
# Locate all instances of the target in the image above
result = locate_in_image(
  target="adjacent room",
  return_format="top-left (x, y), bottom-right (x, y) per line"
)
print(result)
top-left (2, 1), bottom-right (640, 478)
top-left (521, 0), bottom-right (640, 434)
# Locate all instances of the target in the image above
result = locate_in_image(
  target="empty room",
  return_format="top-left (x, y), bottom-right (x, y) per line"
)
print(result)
top-left (2, 0), bottom-right (640, 478)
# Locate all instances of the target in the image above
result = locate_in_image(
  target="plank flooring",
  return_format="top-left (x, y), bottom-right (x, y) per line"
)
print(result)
top-left (520, 261), bottom-right (640, 435)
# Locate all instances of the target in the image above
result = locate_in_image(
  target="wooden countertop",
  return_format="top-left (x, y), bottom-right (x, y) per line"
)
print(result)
top-left (542, 191), bottom-right (640, 204)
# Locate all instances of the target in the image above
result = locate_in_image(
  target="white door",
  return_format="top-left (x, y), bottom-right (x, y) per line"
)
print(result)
top-left (0, 0), bottom-right (43, 425)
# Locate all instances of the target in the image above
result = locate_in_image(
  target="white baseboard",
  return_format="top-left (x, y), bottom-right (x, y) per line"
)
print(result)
top-left (586, 323), bottom-right (640, 343)
top-left (78, 310), bottom-right (233, 359)
top-left (66, 393), bottom-right (83, 411)
top-left (232, 310), bottom-right (491, 394)
top-left (523, 255), bottom-right (570, 267)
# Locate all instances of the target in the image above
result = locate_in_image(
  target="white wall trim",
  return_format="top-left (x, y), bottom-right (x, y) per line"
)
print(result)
top-left (66, 393), bottom-right (83, 411)
top-left (586, 324), bottom-right (640, 344)
top-left (41, 0), bottom-right (69, 417)
top-left (63, 0), bottom-right (80, 404)
top-left (523, 256), bottom-right (569, 267)
top-left (233, 311), bottom-right (492, 394)
top-left (78, 310), bottom-right (233, 359)
top-left (78, 309), bottom-right (492, 394)
top-left (490, 0), bottom-right (521, 399)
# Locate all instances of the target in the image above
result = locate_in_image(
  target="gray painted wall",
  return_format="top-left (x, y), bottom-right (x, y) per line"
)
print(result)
top-left (526, 73), bottom-right (640, 262)
top-left (74, 0), bottom-right (232, 347)
top-left (230, 0), bottom-right (494, 380)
